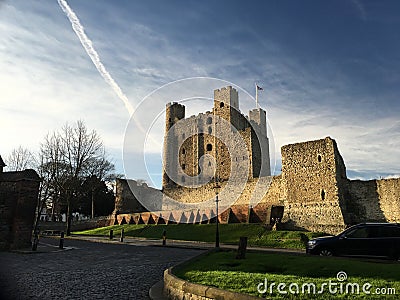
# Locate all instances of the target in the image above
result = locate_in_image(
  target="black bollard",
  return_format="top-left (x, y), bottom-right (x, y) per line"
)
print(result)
top-left (59, 232), bottom-right (64, 249)
top-left (236, 236), bottom-right (248, 259)
top-left (109, 229), bottom-right (113, 240)
top-left (120, 228), bottom-right (124, 242)
top-left (162, 230), bottom-right (166, 246)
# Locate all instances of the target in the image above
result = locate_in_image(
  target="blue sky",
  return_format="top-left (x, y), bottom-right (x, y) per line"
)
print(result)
top-left (1, 0), bottom-right (399, 187)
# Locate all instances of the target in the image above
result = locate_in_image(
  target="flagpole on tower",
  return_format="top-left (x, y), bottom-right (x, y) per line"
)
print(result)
top-left (255, 83), bottom-right (263, 109)
top-left (255, 83), bottom-right (259, 108)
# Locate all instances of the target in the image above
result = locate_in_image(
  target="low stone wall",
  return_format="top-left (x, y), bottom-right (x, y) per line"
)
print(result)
top-left (164, 266), bottom-right (259, 300)
top-left (39, 216), bottom-right (112, 233)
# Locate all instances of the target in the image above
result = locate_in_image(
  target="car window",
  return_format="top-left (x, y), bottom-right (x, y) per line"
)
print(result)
top-left (346, 227), bottom-right (369, 238)
top-left (380, 226), bottom-right (400, 237)
top-left (368, 226), bottom-right (381, 238)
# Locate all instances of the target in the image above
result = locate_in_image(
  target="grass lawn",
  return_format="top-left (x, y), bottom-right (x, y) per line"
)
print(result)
top-left (175, 250), bottom-right (400, 299)
top-left (73, 224), bottom-right (326, 249)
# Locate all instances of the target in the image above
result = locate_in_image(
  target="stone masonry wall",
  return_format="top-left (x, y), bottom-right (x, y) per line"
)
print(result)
top-left (347, 178), bottom-right (400, 224)
top-left (377, 178), bottom-right (400, 223)
top-left (114, 178), bottom-right (161, 215)
top-left (281, 137), bottom-right (346, 233)
top-left (0, 169), bottom-right (40, 250)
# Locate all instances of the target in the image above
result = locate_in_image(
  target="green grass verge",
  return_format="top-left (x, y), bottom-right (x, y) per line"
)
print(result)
top-left (73, 224), bottom-right (326, 249)
top-left (175, 251), bottom-right (400, 299)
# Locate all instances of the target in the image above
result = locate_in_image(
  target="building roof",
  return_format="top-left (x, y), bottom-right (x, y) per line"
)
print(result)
top-left (0, 169), bottom-right (41, 182)
top-left (0, 155), bottom-right (6, 167)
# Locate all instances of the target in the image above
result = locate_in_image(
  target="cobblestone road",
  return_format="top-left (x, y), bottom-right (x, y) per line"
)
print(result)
top-left (0, 238), bottom-right (204, 300)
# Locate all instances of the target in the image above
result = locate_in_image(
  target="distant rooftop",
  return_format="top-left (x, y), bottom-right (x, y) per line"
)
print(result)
top-left (0, 169), bottom-right (41, 182)
top-left (0, 155), bottom-right (6, 167)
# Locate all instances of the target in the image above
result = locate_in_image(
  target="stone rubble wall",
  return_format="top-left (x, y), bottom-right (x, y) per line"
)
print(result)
top-left (347, 178), bottom-right (400, 224)
top-left (0, 169), bottom-right (40, 250)
top-left (281, 137), bottom-right (346, 233)
top-left (377, 178), bottom-right (400, 223)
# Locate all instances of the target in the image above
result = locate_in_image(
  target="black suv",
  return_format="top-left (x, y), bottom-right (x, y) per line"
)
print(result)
top-left (306, 223), bottom-right (400, 260)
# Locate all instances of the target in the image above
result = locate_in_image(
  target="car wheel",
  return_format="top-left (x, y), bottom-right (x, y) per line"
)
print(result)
top-left (319, 249), bottom-right (333, 256)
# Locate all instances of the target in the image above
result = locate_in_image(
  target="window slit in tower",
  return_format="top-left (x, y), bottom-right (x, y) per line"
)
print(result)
top-left (321, 189), bottom-right (326, 200)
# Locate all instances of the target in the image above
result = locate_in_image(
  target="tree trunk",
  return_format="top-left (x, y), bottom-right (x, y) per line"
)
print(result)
top-left (91, 188), bottom-right (94, 219)
top-left (66, 200), bottom-right (72, 236)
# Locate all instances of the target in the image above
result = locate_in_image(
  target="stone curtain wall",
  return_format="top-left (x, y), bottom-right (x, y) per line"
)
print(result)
top-left (114, 178), bottom-right (161, 215)
top-left (0, 169), bottom-right (40, 250)
top-left (347, 178), bottom-right (400, 224)
top-left (377, 178), bottom-right (400, 222)
top-left (116, 177), bottom-right (283, 225)
top-left (346, 180), bottom-right (384, 223)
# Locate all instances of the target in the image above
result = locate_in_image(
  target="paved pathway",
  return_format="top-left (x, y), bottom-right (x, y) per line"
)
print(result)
top-left (0, 237), bottom-right (204, 300)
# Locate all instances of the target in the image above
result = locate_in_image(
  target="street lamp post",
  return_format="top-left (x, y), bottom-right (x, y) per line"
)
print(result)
top-left (214, 178), bottom-right (221, 249)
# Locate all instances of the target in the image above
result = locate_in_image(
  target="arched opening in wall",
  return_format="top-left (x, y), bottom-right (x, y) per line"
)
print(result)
top-left (206, 144), bottom-right (212, 151)
top-left (220, 102), bottom-right (224, 108)
top-left (182, 164), bottom-right (186, 170)
top-left (208, 161), bottom-right (212, 167)
top-left (182, 148), bottom-right (186, 154)
top-left (168, 118), bottom-right (171, 122)
top-left (318, 154), bottom-right (322, 162)
top-left (321, 189), bottom-right (326, 200)
top-left (208, 127), bottom-right (212, 134)
top-left (182, 133), bottom-right (185, 139)
top-left (206, 117), bottom-right (212, 124)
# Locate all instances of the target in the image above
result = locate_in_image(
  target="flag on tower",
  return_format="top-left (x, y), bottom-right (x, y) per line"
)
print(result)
top-left (255, 83), bottom-right (264, 108)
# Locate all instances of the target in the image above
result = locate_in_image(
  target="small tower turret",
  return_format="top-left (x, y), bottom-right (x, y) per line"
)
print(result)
top-left (162, 102), bottom-right (185, 189)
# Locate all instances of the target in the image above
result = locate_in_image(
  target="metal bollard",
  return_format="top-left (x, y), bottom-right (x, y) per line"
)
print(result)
top-left (236, 236), bottom-right (248, 259)
top-left (109, 229), bottom-right (113, 240)
top-left (120, 228), bottom-right (125, 242)
top-left (162, 230), bottom-right (166, 246)
top-left (59, 232), bottom-right (64, 249)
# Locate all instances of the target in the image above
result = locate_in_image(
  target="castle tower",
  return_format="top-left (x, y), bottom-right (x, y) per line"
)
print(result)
top-left (249, 108), bottom-right (271, 176)
top-left (281, 137), bottom-right (347, 233)
top-left (162, 102), bottom-right (185, 188)
top-left (212, 86), bottom-right (240, 181)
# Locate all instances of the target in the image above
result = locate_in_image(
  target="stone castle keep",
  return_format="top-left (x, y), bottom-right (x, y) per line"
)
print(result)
top-left (162, 86), bottom-right (270, 188)
top-left (114, 86), bottom-right (400, 234)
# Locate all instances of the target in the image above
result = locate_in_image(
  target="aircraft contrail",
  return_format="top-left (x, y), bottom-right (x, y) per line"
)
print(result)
top-left (57, 0), bottom-right (134, 116)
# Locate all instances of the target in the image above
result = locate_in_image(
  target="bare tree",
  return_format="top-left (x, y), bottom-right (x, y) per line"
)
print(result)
top-left (6, 146), bottom-right (36, 171)
top-left (37, 120), bottom-right (114, 235)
